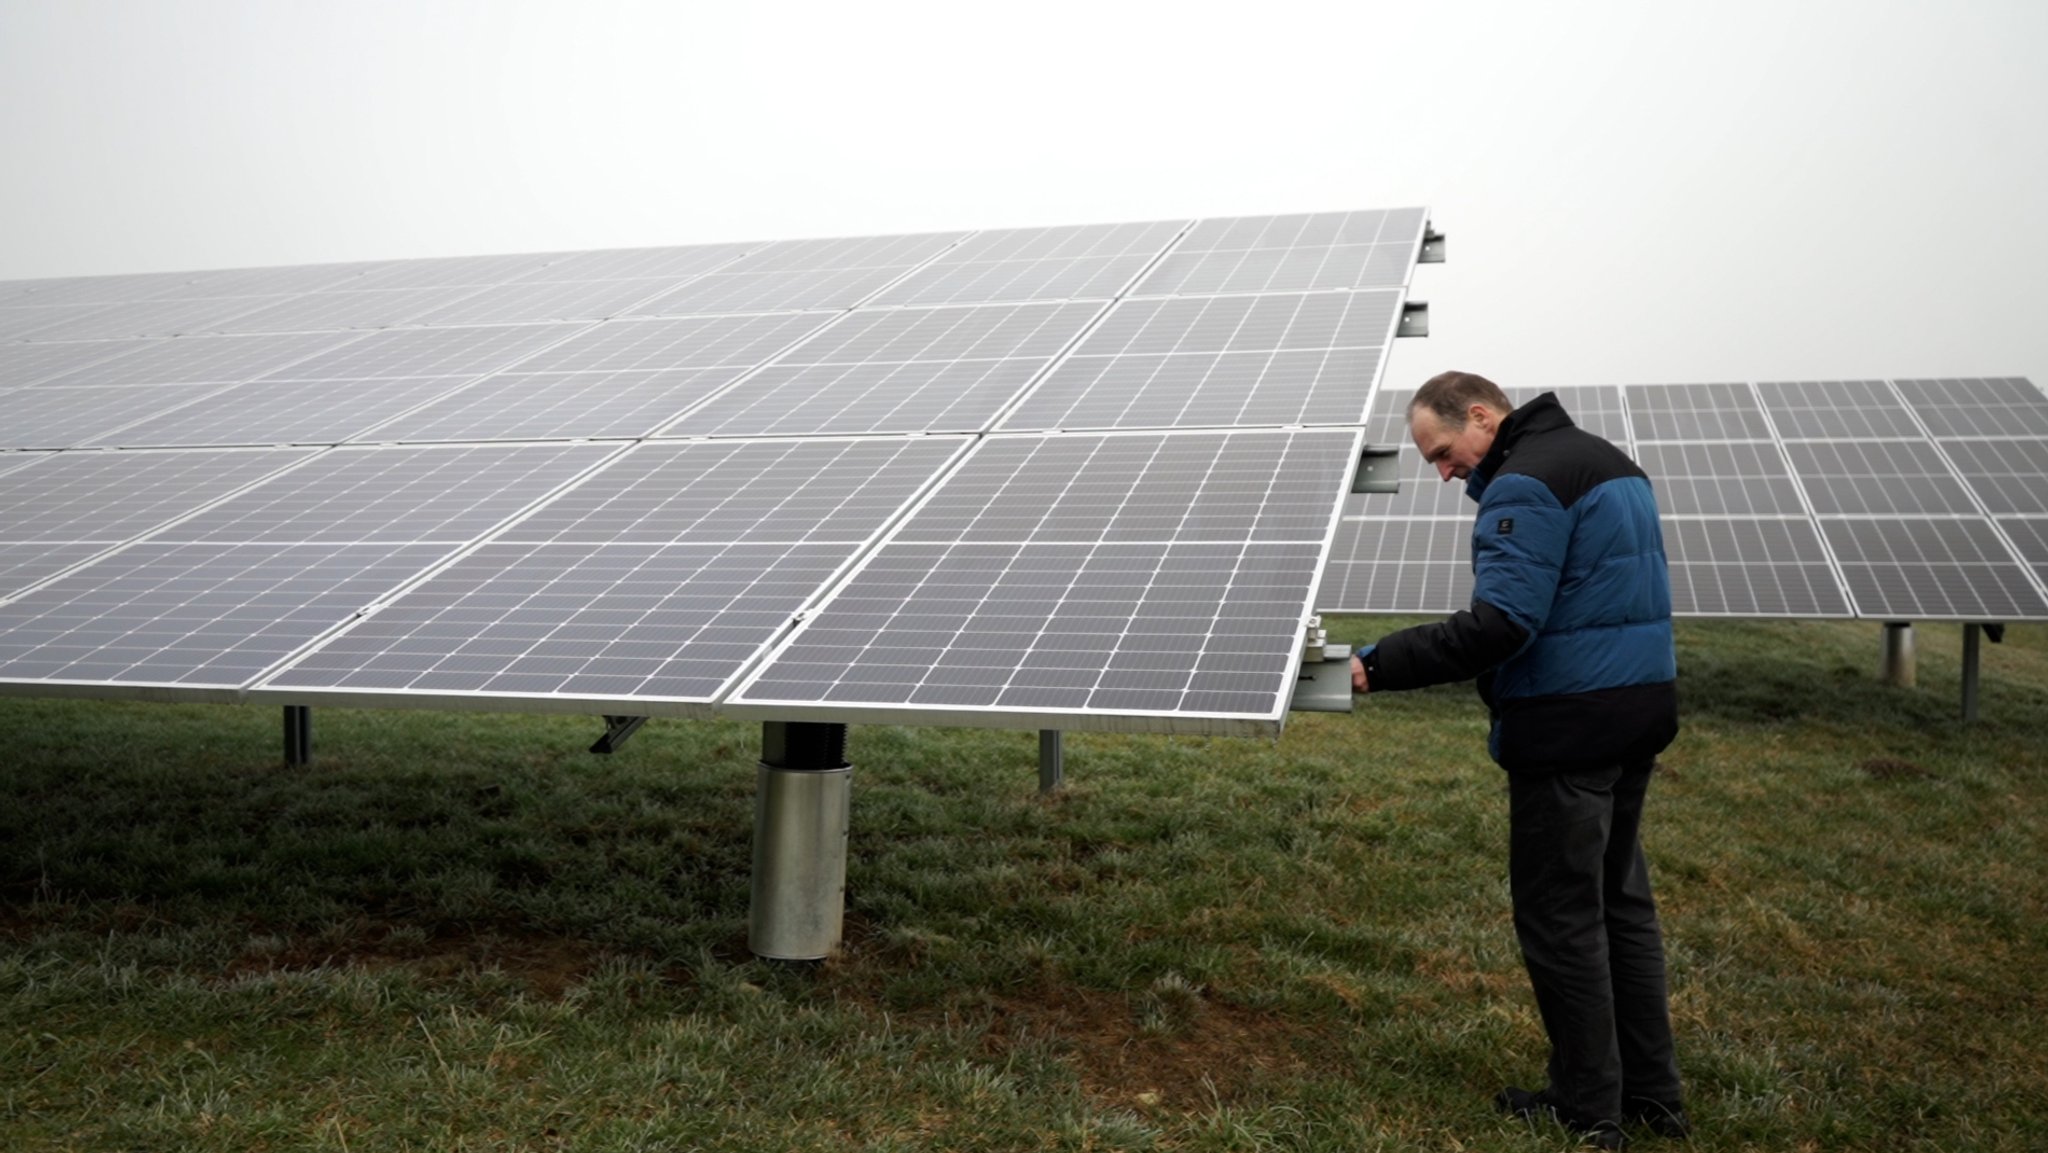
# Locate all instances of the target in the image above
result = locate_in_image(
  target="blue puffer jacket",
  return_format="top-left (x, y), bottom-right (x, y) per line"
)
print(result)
top-left (1367, 392), bottom-right (1678, 771)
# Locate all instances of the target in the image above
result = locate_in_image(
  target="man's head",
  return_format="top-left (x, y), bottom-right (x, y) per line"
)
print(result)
top-left (1408, 371), bottom-right (1513, 482)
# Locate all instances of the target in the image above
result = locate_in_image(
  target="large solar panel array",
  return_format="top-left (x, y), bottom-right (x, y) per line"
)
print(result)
top-left (1321, 378), bottom-right (2048, 621)
top-left (1, 208), bottom-right (1432, 734)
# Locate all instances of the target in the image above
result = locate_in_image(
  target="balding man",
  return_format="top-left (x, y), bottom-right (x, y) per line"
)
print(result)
top-left (1353, 371), bottom-right (1686, 1148)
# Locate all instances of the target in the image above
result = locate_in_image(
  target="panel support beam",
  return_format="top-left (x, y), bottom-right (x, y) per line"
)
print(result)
top-left (1039, 729), bottom-right (1064, 794)
top-left (749, 721), bottom-right (851, 961)
top-left (283, 705), bottom-right (312, 767)
top-left (1881, 622), bottom-right (1915, 688)
top-left (590, 715), bottom-right (648, 755)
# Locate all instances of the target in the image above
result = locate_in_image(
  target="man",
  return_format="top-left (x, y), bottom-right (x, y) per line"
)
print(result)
top-left (1351, 371), bottom-right (1687, 1148)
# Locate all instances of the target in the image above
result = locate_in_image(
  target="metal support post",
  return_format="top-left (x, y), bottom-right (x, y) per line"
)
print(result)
top-left (1962, 623), bottom-right (1982, 722)
top-left (749, 721), bottom-right (851, 961)
top-left (1881, 622), bottom-right (1916, 688)
top-left (283, 705), bottom-right (312, 766)
top-left (1039, 729), bottom-right (1063, 794)
top-left (589, 715), bottom-right (648, 754)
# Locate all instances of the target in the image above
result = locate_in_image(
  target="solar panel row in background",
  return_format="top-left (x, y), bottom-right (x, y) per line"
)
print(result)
top-left (1321, 378), bottom-right (2048, 621)
top-left (1, 208), bottom-right (1432, 734)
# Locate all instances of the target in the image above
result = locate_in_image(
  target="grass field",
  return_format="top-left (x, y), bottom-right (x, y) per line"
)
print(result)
top-left (2, 617), bottom-right (2044, 1151)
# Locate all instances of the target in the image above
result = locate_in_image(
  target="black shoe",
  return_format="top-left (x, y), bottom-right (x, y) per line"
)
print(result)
top-left (1624, 1096), bottom-right (1691, 1139)
top-left (1495, 1086), bottom-right (1629, 1149)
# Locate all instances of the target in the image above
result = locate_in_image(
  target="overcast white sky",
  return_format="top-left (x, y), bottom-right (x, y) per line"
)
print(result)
top-left (3, 0), bottom-right (2042, 388)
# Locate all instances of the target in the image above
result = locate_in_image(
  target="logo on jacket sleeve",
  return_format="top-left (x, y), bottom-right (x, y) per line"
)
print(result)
top-left (1497, 517), bottom-right (1514, 535)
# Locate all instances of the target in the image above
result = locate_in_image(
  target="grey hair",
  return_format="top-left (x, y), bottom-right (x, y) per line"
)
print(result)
top-left (1408, 371), bottom-right (1512, 430)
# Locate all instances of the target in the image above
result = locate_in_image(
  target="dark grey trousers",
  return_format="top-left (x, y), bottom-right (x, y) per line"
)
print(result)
top-left (1507, 758), bottom-right (1681, 1121)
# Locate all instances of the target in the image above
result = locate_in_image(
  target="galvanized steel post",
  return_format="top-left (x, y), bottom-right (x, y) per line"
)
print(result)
top-left (748, 721), bottom-right (850, 960)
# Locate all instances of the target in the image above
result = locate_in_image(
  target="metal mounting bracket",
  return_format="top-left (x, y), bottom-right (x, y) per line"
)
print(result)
top-left (1398, 301), bottom-right (1429, 338)
top-left (1291, 642), bottom-right (1354, 713)
top-left (1420, 227), bottom-right (1446, 263)
top-left (1352, 445), bottom-right (1402, 494)
top-left (590, 715), bottom-right (648, 754)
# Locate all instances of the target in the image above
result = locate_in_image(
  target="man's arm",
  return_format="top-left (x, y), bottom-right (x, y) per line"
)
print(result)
top-left (1359, 476), bottom-right (1566, 693)
top-left (1359, 601), bottom-right (1528, 692)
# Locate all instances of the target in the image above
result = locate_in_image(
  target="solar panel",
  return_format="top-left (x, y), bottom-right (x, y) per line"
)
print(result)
top-left (497, 437), bottom-right (964, 546)
top-left (0, 447), bottom-right (314, 543)
top-left (34, 331), bottom-right (369, 387)
top-left (211, 287), bottom-right (488, 334)
top-left (999, 290), bottom-right (1399, 431)
top-left (367, 369), bottom-right (753, 443)
top-left (1661, 518), bottom-right (1851, 617)
top-left (0, 304), bottom-right (117, 342)
top-left (0, 541), bottom-right (458, 694)
top-left (149, 263), bottom-right (371, 300)
top-left (726, 429), bottom-right (1359, 733)
top-left (869, 220), bottom-right (1187, 306)
top-left (1130, 209), bottom-right (1428, 297)
top-left (1895, 377), bottom-right (2048, 438)
top-left (663, 301), bottom-right (1106, 437)
top-left (1783, 440), bottom-right (1979, 516)
top-left (1635, 442), bottom-right (1806, 516)
top-left (1756, 379), bottom-right (1920, 440)
top-left (258, 437), bottom-right (968, 710)
top-left (627, 232), bottom-right (969, 316)
top-left (84, 376), bottom-right (487, 449)
top-left (1818, 518), bottom-right (2048, 619)
top-left (0, 542), bottom-right (111, 599)
top-left (1, 270), bottom-right (208, 307)
top-left (0, 340), bottom-right (153, 387)
top-left (1938, 439), bottom-right (2048, 514)
top-left (404, 279), bottom-right (691, 327)
top-left (509, 242), bottom-right (755, 283)
top-left (336, 252), bottom-right (562, 292)
top-left (3, 384), bottom-right (233, 450)
top-left (1626, 382), bottom-right (1773, 442)
top-left (17, 296), bottom-right (285, 343)
top-left (152, 442), bottom-right (619, 544)
top-left (256, 323), bottom-right (589, 380)
top-left (7, 209), bottom-right (1434, 733)
top-left (511, 312), bottom-right (836, 374)
top-left (1998, 518), bottom-right (2048, 585)
top-left (1322, 518), bottom-right (1472, 614)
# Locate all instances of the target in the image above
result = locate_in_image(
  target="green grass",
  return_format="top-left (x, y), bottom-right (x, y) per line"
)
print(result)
top-left (2, 618), bottom-right (2044, 1151)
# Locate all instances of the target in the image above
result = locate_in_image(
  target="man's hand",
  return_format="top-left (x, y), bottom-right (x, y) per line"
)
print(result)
top-left (1351, 653), bottom-right (1368, 693)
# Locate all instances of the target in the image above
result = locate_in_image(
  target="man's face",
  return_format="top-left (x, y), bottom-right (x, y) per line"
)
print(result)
top-left (1410, 404), bottom-right (1500, 483)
